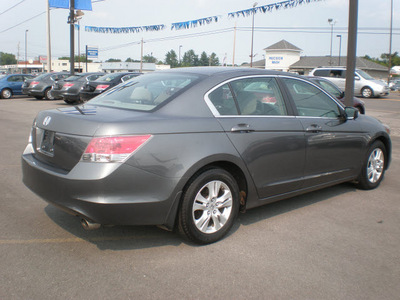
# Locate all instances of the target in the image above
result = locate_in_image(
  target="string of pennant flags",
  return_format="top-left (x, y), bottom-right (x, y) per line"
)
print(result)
top-left (84, 0), bottom-right (322, 34)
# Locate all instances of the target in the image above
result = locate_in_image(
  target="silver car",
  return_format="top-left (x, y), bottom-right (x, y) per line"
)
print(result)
top-left (310, 67), bottom-right (390, 98)
top-left (22, 67), bottom-right (392, 244)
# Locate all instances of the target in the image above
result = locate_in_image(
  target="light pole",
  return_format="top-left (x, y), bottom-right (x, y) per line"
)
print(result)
top-left (388, 0), bottom-right (393, 84)
top-left (336, 34), bottom-right (342, 65)
top-left (328, 18), bottom-right (336, 57)
top-left (25, 30), bottom-right (28, 74)
top-left (179, 45), bottom-right (182, 66)
top-left (250, 2), bottom-right (258, 67)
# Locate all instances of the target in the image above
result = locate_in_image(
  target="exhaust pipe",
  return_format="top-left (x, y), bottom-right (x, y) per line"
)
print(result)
top-left (81, 218), bottom-right (101, 230)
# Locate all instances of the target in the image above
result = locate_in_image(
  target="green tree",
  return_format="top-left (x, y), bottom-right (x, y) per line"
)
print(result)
top-left (181, 49), bottom-right (199, 67)
top-left (125, 57), bottom-right (140, 62)
top-left (58, 55), bottom-right (92, 62)
top-left (209, 52), bottom-right (220, 66)
top-left (165, 50), bottom-right (179, 68)
top-left (199, 51), bottom-right (209, 66)
top-left (143, 55), bottom-right (157, 63)
top-left (105, 58), bottom-right (122, 62)
top-left (0, 52), bottom-right (17, 65)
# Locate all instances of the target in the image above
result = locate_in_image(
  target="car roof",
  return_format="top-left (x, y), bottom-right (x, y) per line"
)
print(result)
top-left (156, 66), bottom-right (301, 78)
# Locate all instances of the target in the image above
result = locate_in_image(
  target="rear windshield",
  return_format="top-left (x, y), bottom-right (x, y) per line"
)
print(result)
top-left (95, 73), bottom-right (122, 82)
top-left (65, 75), bottom-right (83, 81)
top-left (34, 73), bottom-right (50, 80)
top-left (88, 72), bottom-right (201, 111)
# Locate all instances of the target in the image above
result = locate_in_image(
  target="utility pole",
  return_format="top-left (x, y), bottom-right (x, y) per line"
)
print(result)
top-left (69, 0), bottom-right (75, 75)
top-left (46, 0), bottom-right (52, 72)
top-left (232, 23), bottom-right (237, 66)
top-left (140, 38), bottom-right (144, 73)
top-left (250, 2), bottom-right (258, 67)
top-left (344, 0), bottom-right (358, 108)
top-left (388, 0), bottom-right (393, 84)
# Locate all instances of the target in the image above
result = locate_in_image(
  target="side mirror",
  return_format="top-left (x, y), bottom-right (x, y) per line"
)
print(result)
top-left (355, 75), bottom-right (360, 81)
top-left (339, 91), bottom-right (345, 98)
top-left (344, 107), bottom-right (359, 120)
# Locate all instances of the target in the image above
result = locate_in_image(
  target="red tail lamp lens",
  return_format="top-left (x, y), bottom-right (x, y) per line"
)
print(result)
top-left (82, 135), bottom-right (152, 163)
top-left (95, 85), bottom-right (110, 91)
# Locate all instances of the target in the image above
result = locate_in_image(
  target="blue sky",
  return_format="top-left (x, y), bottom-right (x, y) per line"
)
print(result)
top-left (0, 0), bottom-right (398, 64)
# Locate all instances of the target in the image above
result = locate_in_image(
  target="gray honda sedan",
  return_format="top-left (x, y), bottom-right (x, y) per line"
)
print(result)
top-left (22, 67), bottom-right (391, 244)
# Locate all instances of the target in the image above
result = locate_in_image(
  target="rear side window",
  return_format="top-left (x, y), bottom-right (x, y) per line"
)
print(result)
top-left (283, 78), bottom-right (340, 118)
top-left (208, 84), bottom-right (239, 115)
top-left (313, 69), bottom-right (330, 77)
top-left (230, 77), bottom-right (287, 116)
top-left (208, 77), bottom-right (287, 116)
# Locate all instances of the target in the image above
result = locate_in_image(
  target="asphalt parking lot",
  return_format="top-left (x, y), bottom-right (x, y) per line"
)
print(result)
top-left (1, 95), bottom-right (399, 299)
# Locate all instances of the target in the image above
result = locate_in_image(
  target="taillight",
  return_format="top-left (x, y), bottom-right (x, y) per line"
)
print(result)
top-left (30, 81), bottom-right (39, 87)
top-left (63, 83), bottom-right (74, 89)
top-left (81, 135), bottom-right (152, 163)
top-left (95, 84), bottom-right (110, 92)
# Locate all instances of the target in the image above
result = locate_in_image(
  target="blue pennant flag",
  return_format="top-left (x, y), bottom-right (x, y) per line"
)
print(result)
top-left (49, 0), bottom-right (92, 11)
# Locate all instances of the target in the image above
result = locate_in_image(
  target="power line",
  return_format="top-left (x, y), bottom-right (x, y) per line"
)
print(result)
top-left (0, 0), bottom-right (27, 16)
top-left (0, 11), bottom-right (45, 34)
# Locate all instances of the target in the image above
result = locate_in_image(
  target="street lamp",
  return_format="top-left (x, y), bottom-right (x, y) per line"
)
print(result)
top-left (336, 34), bottom-right (342, 65)
top-left (328, 18), bottom-right (336, 57)
top-left (25, 30), bottom-right (28, 74)
top-left (179, 45), bottom-right (182, 65)
top-left (250, 2), bottom-right (258, 67)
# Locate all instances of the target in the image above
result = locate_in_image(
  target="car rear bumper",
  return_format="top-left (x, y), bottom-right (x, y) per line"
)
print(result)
top-left (80, 91), bottom-right (101, 101)
top-left (21, 145), bottom-right (179, 227)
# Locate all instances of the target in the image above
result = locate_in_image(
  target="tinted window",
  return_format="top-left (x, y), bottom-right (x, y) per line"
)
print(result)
top-left (328, 69), bottom-right (346, 78)
top-left (229, 77), bottom-right (287, 116)
top-left (8, 76), bottom-right (23, 82)
top-left (208, 84), bottom-right (239, 115)
top-left (315, 80), bottom-right (342, 98)
top-left (95, 73), bottom-right (121, 82)
top-left (88, 73), bottom-right (200, 111)
top-left (283, 78), bottom-right (340, 118)
top-left (313, 69), bottom-right (330, 77)
top-left (84, 74), bottom-right (103, 81)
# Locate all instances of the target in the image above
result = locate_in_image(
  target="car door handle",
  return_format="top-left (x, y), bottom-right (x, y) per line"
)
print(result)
top-left (305, 124), bottom-right (322, 133)
top-left (231, 123), bottom-right (255, 133)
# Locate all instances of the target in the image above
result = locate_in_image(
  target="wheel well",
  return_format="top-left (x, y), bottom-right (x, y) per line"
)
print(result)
top-left (1, 88), bottom-right (12, 95)
top-left (373, 136), bottom-right (391, 169)
top-left (361, 86), bottom-right (374, 96)
top-left (182, 161), bottom-right (248, 209)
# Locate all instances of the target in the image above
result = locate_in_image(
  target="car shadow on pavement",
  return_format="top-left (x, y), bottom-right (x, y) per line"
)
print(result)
top-left (230, 182), bottom-right (358, 235)
top-left (45, 182), bottom-right (358, 250)
top-left (44, 205), bottom-right (184, 250)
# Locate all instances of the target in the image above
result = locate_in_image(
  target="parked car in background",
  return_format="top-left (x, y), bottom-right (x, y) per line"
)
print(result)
top-left (389, 80), bottom-right (400, 91)
top-left (0, 74), bottom-right (34, 99)
top-left (79, 72), bottom-right (141, 101)
top-left (306, 76), bottom-right (365, 114)
top-left (22, 67), bottom-right (391, 244)
top-left (22, 72), bottom-right (69, 100)
top-left (51, 72), bottom-right (105, 104)
top-left (309, 67), bottom-right (390, 98)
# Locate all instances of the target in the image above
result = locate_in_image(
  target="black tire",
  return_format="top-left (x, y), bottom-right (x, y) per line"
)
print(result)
top-left (178, 168), bottom-right (240, 244)
top-left (64, 99), bottom-right (76, 104)
top-left (34, 96), bottom-right (43, 100)
top-left (361, 87), bottom-right (373, 98)
top-left (356, 141), bottom-right (387, 190)
top-left (44, 88), bottom-right (54, 100)
top-left (1, 88), bottom-right (12, 99)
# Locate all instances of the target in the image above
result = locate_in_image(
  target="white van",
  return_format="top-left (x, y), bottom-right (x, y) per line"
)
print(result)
top-left (309, 67), bottom-right (389, 98)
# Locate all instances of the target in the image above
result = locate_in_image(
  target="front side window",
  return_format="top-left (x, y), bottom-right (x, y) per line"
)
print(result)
top-left (88, 72), bottom-right (201, 111)
top-left (283, 78), bottom-right (341, 118)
